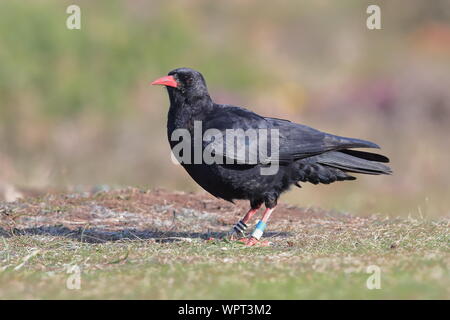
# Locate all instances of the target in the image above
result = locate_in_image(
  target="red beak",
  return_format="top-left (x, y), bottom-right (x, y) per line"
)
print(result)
top-left (151, 75), bottom-right (178, 88)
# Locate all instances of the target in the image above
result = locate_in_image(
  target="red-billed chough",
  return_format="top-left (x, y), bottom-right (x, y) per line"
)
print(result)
top-left (152, 68), bottom-right (391, 246)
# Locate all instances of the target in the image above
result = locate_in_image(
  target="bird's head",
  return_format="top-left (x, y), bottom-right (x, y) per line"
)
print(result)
top-left (151, 68), bottom-right (211, 106)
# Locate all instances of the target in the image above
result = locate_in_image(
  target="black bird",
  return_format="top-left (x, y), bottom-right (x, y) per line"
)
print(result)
top-left (152, 68), bottom-right (391, 246)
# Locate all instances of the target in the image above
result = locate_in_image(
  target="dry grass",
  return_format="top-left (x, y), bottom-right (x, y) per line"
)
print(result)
top-left (0, 189), bottom-right (448, 299)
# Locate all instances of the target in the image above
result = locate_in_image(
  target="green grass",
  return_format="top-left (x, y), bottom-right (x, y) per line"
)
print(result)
top-left (1, 217), bottom-right (448, 299)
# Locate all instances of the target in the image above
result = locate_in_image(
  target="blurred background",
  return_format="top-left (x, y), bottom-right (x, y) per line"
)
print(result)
top-left (1, 0), bottom-right (449, 217)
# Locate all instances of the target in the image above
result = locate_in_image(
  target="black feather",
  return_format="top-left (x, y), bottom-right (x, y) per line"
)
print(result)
top-left (339, 149), bottom-right (390, 163)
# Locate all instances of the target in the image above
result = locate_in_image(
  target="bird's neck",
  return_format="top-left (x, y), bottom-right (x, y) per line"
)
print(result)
top-left (166, 90), bottom-right (214, 137)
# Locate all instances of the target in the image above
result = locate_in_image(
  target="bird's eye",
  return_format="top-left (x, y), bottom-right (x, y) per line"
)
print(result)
top-left (186, 78), bottom-right (193, 86)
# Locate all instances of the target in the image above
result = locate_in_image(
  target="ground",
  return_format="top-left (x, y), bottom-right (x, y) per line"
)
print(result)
top-left (0, 188), bottom-right (448, 299)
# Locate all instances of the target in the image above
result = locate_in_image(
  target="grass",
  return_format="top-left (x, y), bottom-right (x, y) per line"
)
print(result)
top-left (0, 189), bottom-right (448, 299)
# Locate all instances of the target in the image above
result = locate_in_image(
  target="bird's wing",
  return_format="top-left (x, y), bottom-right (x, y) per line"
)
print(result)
top-left (201, 105), bottom-right (273, 165)
top-left (266, 117), bottom-right (381, 162)
top-left (201, 107), bottom-right (382, 165)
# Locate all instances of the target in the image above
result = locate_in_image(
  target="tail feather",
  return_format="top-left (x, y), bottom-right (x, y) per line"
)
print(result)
top-left (339, 149), bottom-right (390, 163)
top-left (316, 150), bottom-right (392, 175)
top-left (331, 135), bottom-right (381, 150)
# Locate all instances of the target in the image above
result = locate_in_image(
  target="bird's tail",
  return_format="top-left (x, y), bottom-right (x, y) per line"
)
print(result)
top-left (316, 150), bottom-right (392, 175)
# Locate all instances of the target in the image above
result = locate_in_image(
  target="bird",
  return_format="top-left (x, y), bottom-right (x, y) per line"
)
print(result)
top-left (152, 67), bottom-right (391, 246)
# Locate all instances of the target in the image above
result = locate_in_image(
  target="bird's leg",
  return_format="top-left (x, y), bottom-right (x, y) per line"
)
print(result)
top-left (239, 206), bottom-right (275, 246)
top-left (227, 206), bottom-right (261, 240)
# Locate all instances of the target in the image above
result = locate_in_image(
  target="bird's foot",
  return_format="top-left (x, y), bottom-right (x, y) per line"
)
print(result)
top-left (237, 237), bottom-right (271, 247)
top-left (226, 220), bottom-right (248, 241)
top-left (225, 222), bottom-right (248, 241)
top-left (206, 231), bottom-right (243, 243)
top-left (226, 231), bottom-right (245, 241)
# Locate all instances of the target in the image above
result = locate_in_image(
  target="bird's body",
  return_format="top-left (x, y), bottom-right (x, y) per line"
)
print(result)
top-left (153, 68), bottom-right (391, 245)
